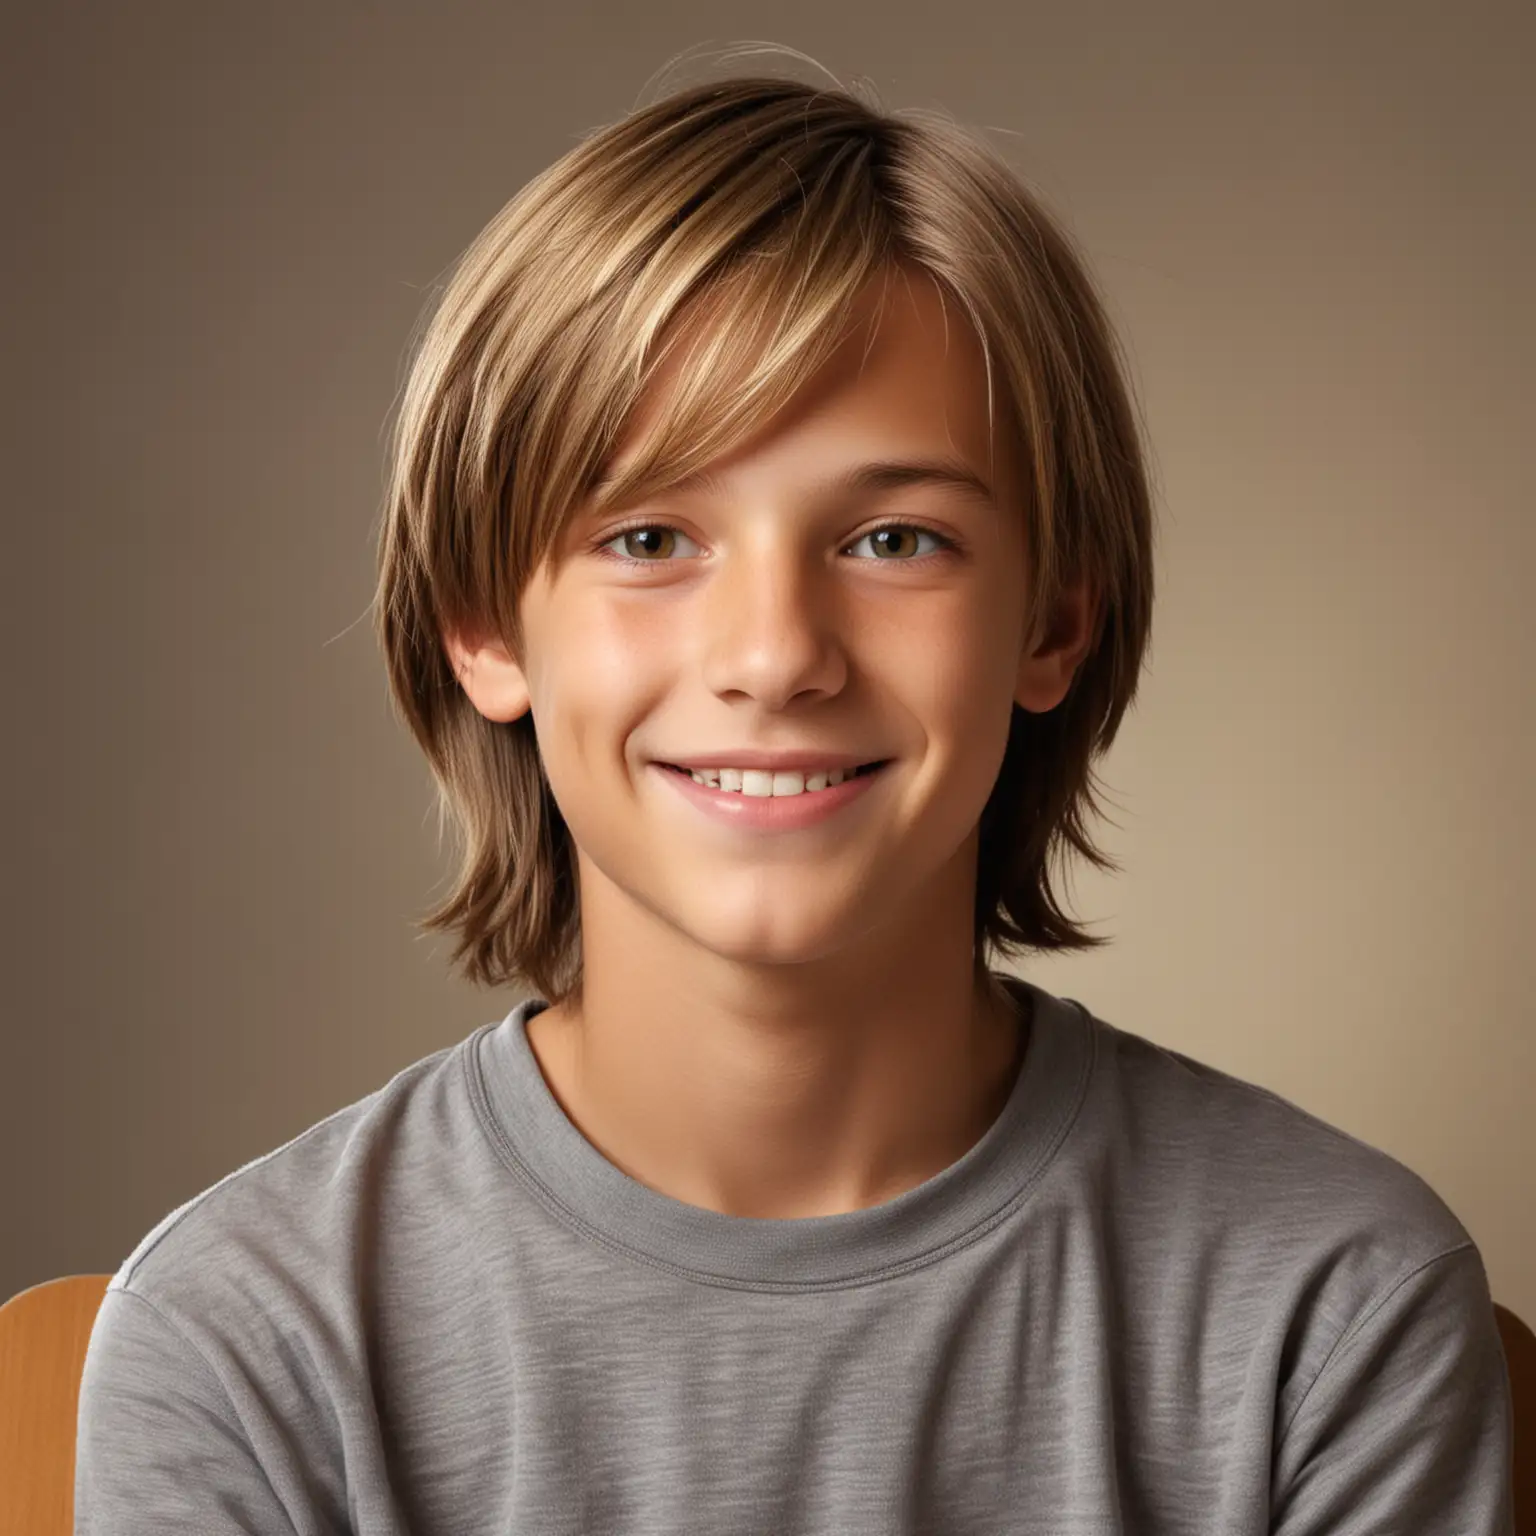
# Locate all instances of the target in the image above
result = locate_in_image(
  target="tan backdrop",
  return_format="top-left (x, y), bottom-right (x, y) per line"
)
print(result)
top-left (2, 1), bottom-right (1530, 1332)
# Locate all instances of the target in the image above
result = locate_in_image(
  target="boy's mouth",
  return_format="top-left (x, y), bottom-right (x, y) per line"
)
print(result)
top-left (657, 755), bottom-right (890, 792)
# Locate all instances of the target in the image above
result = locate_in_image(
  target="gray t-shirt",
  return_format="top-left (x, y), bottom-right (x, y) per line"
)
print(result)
top-left (75, 975), bottom-right (1513, 1533)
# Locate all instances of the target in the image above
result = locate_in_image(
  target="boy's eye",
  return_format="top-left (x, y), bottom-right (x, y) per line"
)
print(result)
top-left (596, 523), bottom-right (954, 565)
top-left (614, 528), bottom-right (681, 559)
top-left (857, 526), bottom-right (939, 560)
top-left (604, 526), bottom-right (695, 562)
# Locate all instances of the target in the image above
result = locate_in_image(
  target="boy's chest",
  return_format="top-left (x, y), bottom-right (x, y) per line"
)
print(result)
top-left (341, 1249), bottom-right (1279, 1535)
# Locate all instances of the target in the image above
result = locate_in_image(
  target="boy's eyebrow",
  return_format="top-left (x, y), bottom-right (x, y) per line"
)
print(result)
top-left (594, 456), bottom-right (997, 511)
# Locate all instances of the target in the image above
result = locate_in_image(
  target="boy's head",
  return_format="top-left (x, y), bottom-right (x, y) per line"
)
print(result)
top-left (375, 75), bottom-right (1155, 1006)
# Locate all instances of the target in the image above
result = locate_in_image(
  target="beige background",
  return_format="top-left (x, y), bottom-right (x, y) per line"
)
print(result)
top-left (2, 1), bottom-right (1530, 1328)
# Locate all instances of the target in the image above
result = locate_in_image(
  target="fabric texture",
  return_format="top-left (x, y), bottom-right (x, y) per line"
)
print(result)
top-left (75, 975), bottom-right (1514, 1533)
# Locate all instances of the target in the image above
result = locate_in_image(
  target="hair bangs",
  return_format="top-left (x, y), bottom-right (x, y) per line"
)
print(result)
top-left (591, 234), bottom-right (890, 518)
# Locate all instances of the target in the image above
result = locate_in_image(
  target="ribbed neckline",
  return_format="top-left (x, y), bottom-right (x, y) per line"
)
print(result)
top-left (468, 973), bottom-right (1095, 1291)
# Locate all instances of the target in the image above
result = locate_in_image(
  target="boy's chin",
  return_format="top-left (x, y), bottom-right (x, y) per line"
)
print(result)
top-left (663, 897), bottom-right (897, 970)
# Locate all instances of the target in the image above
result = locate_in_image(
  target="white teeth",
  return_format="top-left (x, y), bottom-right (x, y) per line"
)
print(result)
top-left (686, 766), bottom-right (856, 795)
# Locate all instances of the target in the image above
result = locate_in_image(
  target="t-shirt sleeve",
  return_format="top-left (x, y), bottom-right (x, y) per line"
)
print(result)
top-left (75, 1286), bottom-right (310, 1535)
top-left (1269, 1242), bottom-right (1514, 1534)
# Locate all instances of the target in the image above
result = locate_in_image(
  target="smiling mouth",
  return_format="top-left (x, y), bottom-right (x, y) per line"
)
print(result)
top-left (657, 758), bottom-right (897, 798)
top-left (648, 758), bottom-right (890, 811)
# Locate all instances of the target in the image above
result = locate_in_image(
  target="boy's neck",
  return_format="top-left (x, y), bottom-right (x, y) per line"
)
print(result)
top-left (523, 948), bottom-right (1029, 1223)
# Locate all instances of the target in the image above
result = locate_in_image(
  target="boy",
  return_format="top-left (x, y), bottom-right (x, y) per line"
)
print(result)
top-left (76, 74), bottom-right (1512, 1532)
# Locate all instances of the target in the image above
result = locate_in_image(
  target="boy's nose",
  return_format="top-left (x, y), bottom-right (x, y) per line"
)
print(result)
top-left (697, 550), bottom-right (848, 707)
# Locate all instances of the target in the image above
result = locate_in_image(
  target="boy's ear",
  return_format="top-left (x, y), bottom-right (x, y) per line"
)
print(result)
top-left (1014, 574), bottom-right (1100, 715)
top-left (442, 627), bottom-right (533, 724)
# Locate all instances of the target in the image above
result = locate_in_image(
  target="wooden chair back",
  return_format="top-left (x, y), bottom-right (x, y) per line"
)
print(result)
top-left (1501, 1301), bottom-right (1536, 1532)
top-left (0, 1275), bottom-right (111, 1536)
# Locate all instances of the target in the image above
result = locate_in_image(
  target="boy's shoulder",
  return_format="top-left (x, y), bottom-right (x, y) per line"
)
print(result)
top-left (108, 1025), bottom-right (493, 1321)
top-left (1073, 994), bottom-right (1477, 1279)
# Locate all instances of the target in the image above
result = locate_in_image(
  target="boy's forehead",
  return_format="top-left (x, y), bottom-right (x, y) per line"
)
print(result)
top-left (600, 263), bottom-right (1002, 501)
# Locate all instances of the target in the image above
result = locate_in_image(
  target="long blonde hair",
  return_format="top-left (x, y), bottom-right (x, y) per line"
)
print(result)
top-left (375, 75), bottom-right (1156, 1005)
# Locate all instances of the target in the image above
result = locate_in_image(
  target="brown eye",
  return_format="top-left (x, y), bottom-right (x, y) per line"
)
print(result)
top-left (621, 527), bottom-right (674, 559)
top-left (869, 527), bottom-right (919, 559)
top-left (852, 524), bottom-right (950, 561)
top-left (595, 523), bottom-right (701, 566)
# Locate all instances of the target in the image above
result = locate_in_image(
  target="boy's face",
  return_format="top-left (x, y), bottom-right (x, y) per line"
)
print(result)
top-left (447, 265), bottom-right (1093, 973)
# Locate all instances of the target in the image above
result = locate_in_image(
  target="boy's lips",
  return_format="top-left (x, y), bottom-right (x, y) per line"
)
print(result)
top-left (650, 759), bottom-right (892, 831)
